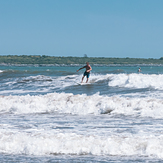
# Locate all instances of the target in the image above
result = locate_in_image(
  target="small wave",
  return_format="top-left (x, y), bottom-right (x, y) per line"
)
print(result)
top-left (14, 74), bottom-right (111, 89)
top-left (98, 69), bottom-right (125, 74)
top-left (109, 73), bottom-right (163, 90)
top-left (20, 75), bottom-right (53, 82)
top-left (0, 69), bottom-right (24, 74)
top-left (0, 129), bottom-right (163, 158)
top-left (0, 93), bottom-right (163, 118)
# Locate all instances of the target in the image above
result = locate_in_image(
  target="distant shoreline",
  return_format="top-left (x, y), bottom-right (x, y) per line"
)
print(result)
top-left (0, 55), bottom-right (163, 65)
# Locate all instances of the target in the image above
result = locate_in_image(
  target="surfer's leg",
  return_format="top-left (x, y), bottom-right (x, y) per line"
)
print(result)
top-left (82, 72), bottom-right (87, 83)
top-left (81, 76), bottom-right (85, 83)
top-left (86, 78), bottom-right (89, 83)
top-left (86, 73), bottom-right (90, 83)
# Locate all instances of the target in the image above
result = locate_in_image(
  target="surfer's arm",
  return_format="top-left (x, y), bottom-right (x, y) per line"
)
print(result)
top-left (77, 66), bottom-right (86, 72)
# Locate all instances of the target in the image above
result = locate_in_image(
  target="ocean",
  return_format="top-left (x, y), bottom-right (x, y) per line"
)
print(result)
top-left (0, 64), bottom-right (163, 162)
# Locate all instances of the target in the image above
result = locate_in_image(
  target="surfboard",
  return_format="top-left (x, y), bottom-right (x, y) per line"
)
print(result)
top-left (76, 82), bottom-right (90, 85)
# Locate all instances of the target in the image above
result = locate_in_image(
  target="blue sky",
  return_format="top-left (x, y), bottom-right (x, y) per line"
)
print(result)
top-left (0, 0), bottom-right (163, 58)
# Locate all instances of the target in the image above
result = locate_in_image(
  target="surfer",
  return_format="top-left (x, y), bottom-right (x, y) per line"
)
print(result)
top-left (138, 68), bottom-right (141, 72)
top-left (77, 62), bottom-right (92, 83)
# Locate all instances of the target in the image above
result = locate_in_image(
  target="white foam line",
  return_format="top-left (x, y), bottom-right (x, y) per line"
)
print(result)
top-left (0, 93), bottom-right (163, 118)
top-left (0, 129), bottom-right (163, 158)
top-left (109, 73), bottom-right (163, 90)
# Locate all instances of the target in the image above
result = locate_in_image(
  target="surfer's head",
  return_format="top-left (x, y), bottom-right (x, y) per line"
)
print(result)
top-left (86, 62), bottom-right (89, 65)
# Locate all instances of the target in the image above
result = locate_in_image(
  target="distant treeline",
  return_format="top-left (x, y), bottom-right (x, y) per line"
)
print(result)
top-left (0, 55), bottom-right (163, 65)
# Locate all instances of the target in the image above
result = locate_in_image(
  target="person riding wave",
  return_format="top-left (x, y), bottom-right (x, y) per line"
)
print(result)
top-left (77, 62), bottom-right (92, 83)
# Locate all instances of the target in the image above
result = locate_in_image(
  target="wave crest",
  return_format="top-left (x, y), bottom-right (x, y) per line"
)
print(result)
top-left (0, 93), bottom-right (163, 118)
top-left (109, 73), bottom-right (163, 90)
top-left (0, 130), bottom-right (163, 158)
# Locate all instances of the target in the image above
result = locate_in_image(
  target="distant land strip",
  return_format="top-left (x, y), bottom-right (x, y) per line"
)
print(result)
top-left (0, 55), bottom-right (163, 65)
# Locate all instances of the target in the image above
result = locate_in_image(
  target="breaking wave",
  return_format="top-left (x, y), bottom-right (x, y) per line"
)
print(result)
top-left (109, 73), bottom-right (163, 90)
top-left (0, 129), bottom-right (163, 158)
top-left (0, 93), bottom-right (163, 118)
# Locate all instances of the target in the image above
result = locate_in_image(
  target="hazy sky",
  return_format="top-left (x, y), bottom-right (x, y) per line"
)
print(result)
top-left (0, 0), bottom-right (163, 58)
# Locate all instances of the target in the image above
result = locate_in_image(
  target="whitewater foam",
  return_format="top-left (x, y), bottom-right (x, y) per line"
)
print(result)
top-left (0, 129), bottom-right (163, 158)
top-left (0, 73), bottom-right (113, 95)
top-left (109, 73), bottom-right (163, 90)
top-left (13, 73), bottom-right (163, 91)
top-left (0, 93), bottom-right (163, 118)
top-left (5, 73), bottom-right (163, 96)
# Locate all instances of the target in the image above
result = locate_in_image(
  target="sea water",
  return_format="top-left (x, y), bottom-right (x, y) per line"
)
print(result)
top-left (0, 64), bottom-right (163, 162)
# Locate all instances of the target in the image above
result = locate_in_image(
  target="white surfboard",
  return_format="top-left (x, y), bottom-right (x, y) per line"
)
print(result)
top-left (77, 82), bottom-right (90, 85)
